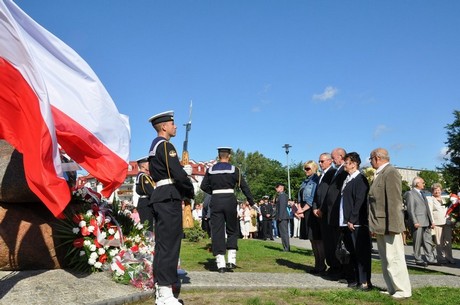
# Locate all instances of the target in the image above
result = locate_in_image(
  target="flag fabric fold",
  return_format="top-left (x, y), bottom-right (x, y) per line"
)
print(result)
top-left (0, 0), bottom-right (131, 216)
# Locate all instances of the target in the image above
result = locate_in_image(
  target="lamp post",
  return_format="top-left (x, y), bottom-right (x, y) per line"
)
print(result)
top-left (282, 144), bottom-right (292, 199)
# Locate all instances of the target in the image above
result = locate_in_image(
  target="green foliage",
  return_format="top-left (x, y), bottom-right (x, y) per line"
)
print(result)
top-left (419, 170), bottom-right (443, 190)
top-left (111, 200), bottom-right (135, 235)
top-left (230, 149), bottom-right (307, 201)
top-left (440, 110), bottom-right (460, 193)
top-left (183, 220), bottom-right (207, 242)
top-left (193, 190), bottom-right (206, 204)
top-left (402, 180), bottom-right (411, 194)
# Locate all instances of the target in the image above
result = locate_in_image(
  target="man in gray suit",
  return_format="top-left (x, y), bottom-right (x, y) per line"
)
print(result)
top-left (406, 177), bottom-right (437, 266)
top-left (368, 148), bottom-right (411, 299)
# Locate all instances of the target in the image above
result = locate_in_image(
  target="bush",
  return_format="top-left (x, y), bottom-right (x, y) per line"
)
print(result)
top-left (183, 220), bottom-right (207, 242)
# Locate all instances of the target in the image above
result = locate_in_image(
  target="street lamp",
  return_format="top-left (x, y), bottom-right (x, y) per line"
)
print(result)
top-left (282, 144), bottom-right (292, 199)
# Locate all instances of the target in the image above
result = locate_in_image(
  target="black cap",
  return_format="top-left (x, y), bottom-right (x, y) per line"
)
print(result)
top-left (136, 156), bottom-right (149, 164)
top-left (217, 147), bottom-right (232, 153)
top-left (148, 110), bottom-right (174, 125)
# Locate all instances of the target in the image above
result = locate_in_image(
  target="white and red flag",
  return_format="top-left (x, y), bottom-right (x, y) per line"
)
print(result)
top-left (0, 0), bottom-right (131, 217)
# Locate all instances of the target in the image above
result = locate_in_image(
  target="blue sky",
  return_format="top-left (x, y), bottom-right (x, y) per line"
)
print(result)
top-left (14, 0), bottom-right (460, 170)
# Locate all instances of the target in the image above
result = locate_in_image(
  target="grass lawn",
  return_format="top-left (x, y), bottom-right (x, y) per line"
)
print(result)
top-left (130, 238), bottom-right (455, 304)
top-left (180, 238), bottom-right (439, 275)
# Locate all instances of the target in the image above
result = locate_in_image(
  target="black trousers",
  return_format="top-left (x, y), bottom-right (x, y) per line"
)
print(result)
top-left (320, 217), bottom-right (341, 271)
top-left (137, 197), bottom-right (154, 231)
top-left (210, 193), bottom-right (238, 256)
top-left (343, 226), bottom-right (372, 284)
top-left (152, 198), bottom-right (182, 286)
top-left (262, 219), bottom-right (273, 239)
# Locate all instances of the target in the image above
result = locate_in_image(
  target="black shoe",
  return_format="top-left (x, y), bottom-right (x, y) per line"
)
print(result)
top-left (416, 261), bottom-right (427, 267)
top-left (427, 261), bottom-right (440, 266)
top-left (270, 238), bottom-right (274, 240)
top-left (356, 283), bottom-right (373, 291)
top-left (218, 267), bottom-right (226, 273)
top-left (226, 263), bottom-right (236, 269)
top-left (371, 249), bottom-right (379, 254)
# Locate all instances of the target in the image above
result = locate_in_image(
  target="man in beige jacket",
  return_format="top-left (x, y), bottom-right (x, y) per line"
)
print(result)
top-left (368, 148), bottom-right (411, 299)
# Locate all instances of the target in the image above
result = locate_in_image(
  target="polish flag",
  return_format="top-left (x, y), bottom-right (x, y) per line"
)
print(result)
top-left (0, 0), bottom-right (131, 217)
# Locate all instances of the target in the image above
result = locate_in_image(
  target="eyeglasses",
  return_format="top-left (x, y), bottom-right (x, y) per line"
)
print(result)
top-left (318, 160), bottom-right (328, 163)
top-left (368, 155), bottom-right (376, 161)
top-left (304, 168), bottom-right (312, 171)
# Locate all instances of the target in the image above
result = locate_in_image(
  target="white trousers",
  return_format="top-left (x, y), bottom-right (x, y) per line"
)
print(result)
top-left (375, 233), bottom-right (412, 297)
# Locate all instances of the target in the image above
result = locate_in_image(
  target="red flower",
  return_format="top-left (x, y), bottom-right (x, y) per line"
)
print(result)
top-left (130, 245), bottom-right (139, 252)
top-left (99, 253), bottom-right (108, 263)
top-left (81, 226), bottom-right (90, 236)
top-left (73, 238), bottom-right (84, 248)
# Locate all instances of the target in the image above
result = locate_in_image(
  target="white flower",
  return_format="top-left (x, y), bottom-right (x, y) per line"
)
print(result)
top-left (79, 251), bottom-right (86, 257)
top-left (99, 231), bottom-right (107, 239)
top-left (114, 231), bottom-right (121, 240)
top-left (98, 248), bottom-right (106, 255)
top-left (96, 215), bottom-right (103, 225)
top-left (86, 209), bottom-right (93, 216)
top-left (109, 249), bottom-right (119, 257)
top-left (72, 227), bottom-right (80, 234)
top-left (134, 235), bottom-right (141, 243)
top-left (88, 258), bottom-right (96, 265)
top-left (84, 240), bottom-right (91, 246)
top-left (89, 244), bottom-right (97, 252)
top-left (79, 220), bottom-right (86, 228)
top-left (90, 251), bottom-right (98, 259)
top-left (108, 228), bottom-right (116, 235)
top-left (94, 262), bottom-right (103, 269)
top-left (136, 223), bottom-right (144, 230)
top-left (88, 226), bottom-right (95, 233)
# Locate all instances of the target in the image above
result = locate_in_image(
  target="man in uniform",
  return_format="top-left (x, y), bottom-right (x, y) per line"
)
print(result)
top-left (259, 196), bottom-right (274, 240)
top-left (135, 157), bottom-right (155, 231)
top-left (148, 110), bottom-right (194, 305)
top-left (200, 147), bottom-right (255, 273)
top-left (275, 183), bottom-right (290, 252)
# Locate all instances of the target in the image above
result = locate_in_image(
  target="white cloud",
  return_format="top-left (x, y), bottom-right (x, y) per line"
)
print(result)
top-left (312, 86), bottom-right (338, 101)
top-left (437, 146), bottom-right (450, 161)
top-left (373, 124), bottom-right (389, 140)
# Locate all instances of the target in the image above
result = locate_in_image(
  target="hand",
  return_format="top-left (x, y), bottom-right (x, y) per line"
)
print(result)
top-left (347, 222), bottom-right (355, 231)
top-left (414, 223), bottom-right (420, 229)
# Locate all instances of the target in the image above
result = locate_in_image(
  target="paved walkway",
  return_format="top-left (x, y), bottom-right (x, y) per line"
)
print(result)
top-left (1, 237), bottom-right (460, 305)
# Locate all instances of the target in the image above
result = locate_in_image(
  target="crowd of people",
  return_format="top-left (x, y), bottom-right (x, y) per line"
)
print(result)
top-left (187, 147), bottom-right (459, 300)
top-left (137, 110), bottom-right (459, 304)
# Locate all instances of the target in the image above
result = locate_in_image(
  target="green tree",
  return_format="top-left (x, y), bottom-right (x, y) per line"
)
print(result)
top-left (440, 110), bottom-right (460, 193)
top-left (418, 170), bottom-right (443, 191)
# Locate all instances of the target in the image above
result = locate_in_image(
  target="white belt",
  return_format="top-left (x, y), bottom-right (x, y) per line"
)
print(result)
top-left (156, 178), bottom-right (175, 187)
top-left (212, 189), bottom-right (234, 194)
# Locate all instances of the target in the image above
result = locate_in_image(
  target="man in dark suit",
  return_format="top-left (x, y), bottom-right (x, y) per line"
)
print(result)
top-left (406, 177), bottom-right (436, 266)
top-left (148, 110), bottom-right (195, 305)
top-left (368, 148), bottom-right (411, 299)
top-left (322, 148), bottom-right (348, 280)
top-left (275, 183), bottom-right (290, 252)
top-left (312, 153), bottom-right (336, 274)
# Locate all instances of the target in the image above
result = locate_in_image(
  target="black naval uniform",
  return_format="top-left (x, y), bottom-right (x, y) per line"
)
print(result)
top-left (200, 162), bottom-right (255, 256)
top-left (149, 136), bottom-right (194, 286)
top-left (135, 171), bottom-right (155, 231)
